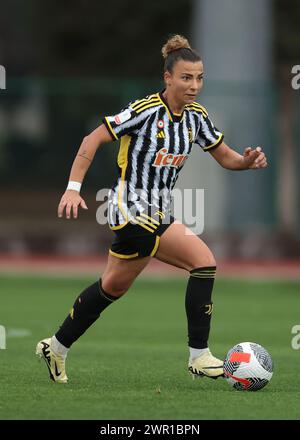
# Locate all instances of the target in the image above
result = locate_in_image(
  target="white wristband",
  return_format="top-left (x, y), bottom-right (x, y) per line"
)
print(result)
top-left (67, 181), bottom-right (82, 192)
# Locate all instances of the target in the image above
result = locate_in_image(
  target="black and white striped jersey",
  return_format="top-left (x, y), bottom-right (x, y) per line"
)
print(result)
top-left (103, 91), bottom-right (223, 230)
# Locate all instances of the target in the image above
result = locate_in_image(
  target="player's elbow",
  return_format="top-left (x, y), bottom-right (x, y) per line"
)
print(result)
top-left (82, 135), bottom-right (90, 145)
top-left (84, 124), bottom-right (111, 149)
top-left (81, 134), bottom-right (98, 151)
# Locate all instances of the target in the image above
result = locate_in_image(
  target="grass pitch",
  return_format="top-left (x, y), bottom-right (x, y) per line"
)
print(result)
top-left (0, 275), bottom-right (299, 420)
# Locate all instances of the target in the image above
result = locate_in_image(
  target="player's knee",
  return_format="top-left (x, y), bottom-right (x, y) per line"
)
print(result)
top-left (101, 276), bottom-right (130, 297)
top-left (189, 253), bottom-right (216, 272)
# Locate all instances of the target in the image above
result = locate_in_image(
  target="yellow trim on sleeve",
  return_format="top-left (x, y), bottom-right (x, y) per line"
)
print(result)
top-left (104, 117), bottom-right (118, 140)
top-left (203, 133), bottom-right (223, 151)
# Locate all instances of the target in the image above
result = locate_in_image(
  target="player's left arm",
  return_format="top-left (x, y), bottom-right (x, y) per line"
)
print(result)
top-left (209, 141), bottom-right (268, 170)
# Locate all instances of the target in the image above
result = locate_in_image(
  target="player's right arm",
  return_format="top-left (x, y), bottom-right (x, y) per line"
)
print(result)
top-left (58, 124), bottom-right (113, 219)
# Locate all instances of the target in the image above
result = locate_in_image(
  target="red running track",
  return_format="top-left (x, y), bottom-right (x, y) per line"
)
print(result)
top-left (0, 254), bottom-right (300, 279)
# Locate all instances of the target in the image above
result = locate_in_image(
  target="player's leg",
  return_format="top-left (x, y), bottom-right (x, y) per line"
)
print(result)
top-left (36, 254), bottom-right (151, 383)
top-left (155, 220), bottom-right (216, 270)
top-left (54, 253), bottom-right (151, 347)
top-left (154, 220), bottom-right (223, 378)
top-left (101, 253), bottom-right (151, 296)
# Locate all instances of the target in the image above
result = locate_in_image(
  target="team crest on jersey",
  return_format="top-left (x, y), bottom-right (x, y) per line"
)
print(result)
top-left (152, 147), bottom-right (188, 168)
top-left (114, 109), bottom-right (131, 125)
top-left (188, 128), bottom-right (194, 143)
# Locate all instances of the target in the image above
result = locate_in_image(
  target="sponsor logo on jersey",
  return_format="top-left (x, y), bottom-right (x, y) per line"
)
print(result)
top-left (152, 147), bottom-right (188, 168)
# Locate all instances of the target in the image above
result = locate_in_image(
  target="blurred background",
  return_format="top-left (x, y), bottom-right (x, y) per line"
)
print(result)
top-left (0, 0), bottom-right (299, 274)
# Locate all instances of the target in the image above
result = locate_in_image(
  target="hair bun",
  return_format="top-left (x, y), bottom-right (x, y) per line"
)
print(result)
top-left (161, 35), bottom-right (191, 59)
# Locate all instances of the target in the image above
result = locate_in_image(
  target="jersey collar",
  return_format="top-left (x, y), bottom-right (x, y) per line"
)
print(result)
top-left (158, 90), bottom-right (185, 123)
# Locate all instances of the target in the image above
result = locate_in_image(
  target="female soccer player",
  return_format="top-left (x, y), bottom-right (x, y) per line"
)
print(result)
top-left (36, 35), bottom-right (267, 383)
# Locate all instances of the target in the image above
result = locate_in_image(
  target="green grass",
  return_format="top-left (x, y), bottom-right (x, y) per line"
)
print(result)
top-left (0, 275), bottom-right (300, 420)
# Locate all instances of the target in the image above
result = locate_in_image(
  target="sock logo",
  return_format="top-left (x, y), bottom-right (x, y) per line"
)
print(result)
top-left (205, 304), bottom-right (213, 315)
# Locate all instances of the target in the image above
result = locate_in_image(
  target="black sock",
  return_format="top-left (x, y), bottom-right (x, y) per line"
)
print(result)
top-left (55, 279), bottom-right (119, 348)
top-left (185, 266), bottom-right (216, 349)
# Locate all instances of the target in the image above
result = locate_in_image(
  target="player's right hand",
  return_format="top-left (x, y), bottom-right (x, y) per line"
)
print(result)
top-left (58, 190), bottom-right (88, 219)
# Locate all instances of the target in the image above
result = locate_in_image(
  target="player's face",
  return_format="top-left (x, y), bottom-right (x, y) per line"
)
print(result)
top-left (165, 60), bottom-right (204, 105)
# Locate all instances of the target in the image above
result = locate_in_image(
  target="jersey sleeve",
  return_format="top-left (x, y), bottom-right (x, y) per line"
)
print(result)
top-left (194, 112), bottom-right (224, 151)
top-left (102, 104), bottom-right (149, 140)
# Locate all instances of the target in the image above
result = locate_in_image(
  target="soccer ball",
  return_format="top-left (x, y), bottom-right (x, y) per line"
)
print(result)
top-left (223, 342), bottom-right (273, 391)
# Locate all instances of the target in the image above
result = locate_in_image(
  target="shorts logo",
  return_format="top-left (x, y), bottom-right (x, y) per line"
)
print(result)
top-left (114, 109), bottom-right (131, 125)
top-left (152, 147), bottom-right (188, 168)
top-left (154, 210), bottom-right (165, 219)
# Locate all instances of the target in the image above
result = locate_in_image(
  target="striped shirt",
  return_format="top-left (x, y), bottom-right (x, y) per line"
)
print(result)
top-left (103, 91), bottom-right (223, 230)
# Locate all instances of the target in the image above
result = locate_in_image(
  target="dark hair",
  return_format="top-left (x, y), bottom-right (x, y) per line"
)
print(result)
top-left (162, 34), bottom-right (201, 73)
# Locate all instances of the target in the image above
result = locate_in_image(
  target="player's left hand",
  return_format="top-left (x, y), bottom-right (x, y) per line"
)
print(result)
top-left (243, 147), bottom-right (268, 169)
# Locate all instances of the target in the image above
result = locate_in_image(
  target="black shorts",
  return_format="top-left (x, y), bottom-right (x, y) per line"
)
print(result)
top-left (110, 213), bottom-right (175, 259)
